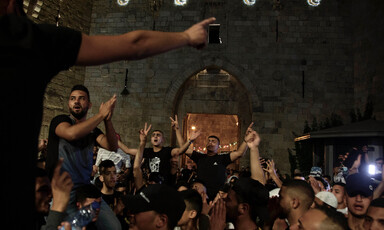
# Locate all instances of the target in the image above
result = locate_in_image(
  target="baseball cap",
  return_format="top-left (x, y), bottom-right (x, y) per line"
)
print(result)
top-left (122, 184), bottom-right (185, 228)
top-left (315, 191), bottom-right (338, 209)
top-left (231, 177), bottom-right (269, 225)
top-left (345, 173), bottom-right (374, 197)
top-left (310, 166), bottom-right (322, 178)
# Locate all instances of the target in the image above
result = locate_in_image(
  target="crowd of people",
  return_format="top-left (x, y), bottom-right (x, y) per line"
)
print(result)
top-left (2, 0), bottom-right (384, 229)
top-left (34, 83), bottom-right (384, 230)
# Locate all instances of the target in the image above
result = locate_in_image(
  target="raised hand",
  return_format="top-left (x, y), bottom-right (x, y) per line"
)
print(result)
top-left (246, 130), bottom-right (261, 149)
top-left (209, 198), bottom-right (227, 230)
top-left (139, 122), bottom-right (152, 143)
top-left (184, 17), bottom-right (216, 49)
top-left (189, 130), bottom-right (201, 142)
top-left (99, 94), bottom-right (117, 120)
top-left (51, 158), bottom-right (73, 212)
top-left (244, 122), bottom-right (255, 142)
top-left (169, 115), bottom-right (179, 130)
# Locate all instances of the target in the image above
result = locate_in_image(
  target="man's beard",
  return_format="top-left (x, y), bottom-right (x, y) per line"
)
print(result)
top-left (70, 108), bottom-right (87, 120)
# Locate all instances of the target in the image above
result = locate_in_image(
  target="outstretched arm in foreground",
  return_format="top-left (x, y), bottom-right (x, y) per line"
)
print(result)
top-left (76, 17), bottom-right (216, 66)
top-left (230, 122), bottom-right (254, 162)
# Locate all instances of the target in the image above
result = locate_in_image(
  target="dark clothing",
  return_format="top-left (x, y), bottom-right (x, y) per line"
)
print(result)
top-left (143, 147), bottom-right (173, 184)
top-left (46, 115), bottom-right (102, 187)
top-left (190, 151), bottom-right (233, 200)
top-left (0, 14), bottom-right (81, 228)
top-left (102, 193), bottom-right (117, 211)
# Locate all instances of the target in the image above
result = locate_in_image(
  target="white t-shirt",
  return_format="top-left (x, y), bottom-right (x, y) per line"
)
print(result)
top-left (96, 148), bottom-right (131, 173)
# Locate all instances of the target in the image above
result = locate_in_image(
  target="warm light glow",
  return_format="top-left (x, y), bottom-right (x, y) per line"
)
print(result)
top-left (174, 0), bottom-right (187, 6)
top-left (191, 126), bottom-right (196, 130)
top-left (117, 0), bottom-right (129, 6)
top-left (243, 0), bottom-right (256, 6)
top-left (307, 0), bottom-right (321, 7)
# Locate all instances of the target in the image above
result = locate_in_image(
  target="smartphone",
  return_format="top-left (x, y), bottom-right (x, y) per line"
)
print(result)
top-left (208, 24), bottom-right (221, 44)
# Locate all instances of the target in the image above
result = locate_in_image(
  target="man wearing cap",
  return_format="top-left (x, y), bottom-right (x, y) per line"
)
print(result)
top-left (123, 184), bottom-right (186, 230)
top-left (345, 173), bottom-right (374, 230)
top-left (363, 197), bottom-right (384, 230)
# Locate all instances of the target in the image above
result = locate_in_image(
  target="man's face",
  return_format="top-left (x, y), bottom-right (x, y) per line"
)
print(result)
top-left (35, 176), bottom-right (52, 214)
top-left (79, 197), bottom-right (101, 222)
top-left (278, 186), bottom-right (291, 218)
top-left (206, 137), bottom-right (219, 153)
top-left (346, 194), bottom-right (372, 217)
top-left (225, 189), bottom-right (240, 222)
top-left (128, 210), bottom-right (160, 230)
top-left (331, 185), bottom-right (346, 207)
top-left (151, 131), bottom-right (164, 147)
top-left (100, 166), bottom-right (117, 189)
top-left (364, 206), bottom-right (384, 230)
top-left (291, 208), bottom-right (326, 230)
top-left (68, 90), bottom-right (90, 120)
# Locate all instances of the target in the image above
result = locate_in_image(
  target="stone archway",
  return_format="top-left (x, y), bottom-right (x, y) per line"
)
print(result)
top-left (165, 57), bottom-right (259, 168)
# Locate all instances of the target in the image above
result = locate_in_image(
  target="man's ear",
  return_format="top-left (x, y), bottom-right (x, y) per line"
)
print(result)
top-left (155, 213), bottom-right (168, 228)
top-left (189, 210), bottom-right (197, 219)
top-left (99, 175), bottom-right (104, 182)
top-left (291, 197), bottom-right (300, 209)
top-left (238, 203), bottom-right (250, 215)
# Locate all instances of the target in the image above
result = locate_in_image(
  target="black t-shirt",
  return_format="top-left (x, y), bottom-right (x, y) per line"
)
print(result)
top-left (190, 151), bottom-right (232, 198)
top-left (0, 14), bottom-right (81, 228)
top-left (102, 193), bottom-right (117, 211)
top-left (46, 115), bottom-right (102, 187)
top-left (143, 147), bottom-right (173, 182)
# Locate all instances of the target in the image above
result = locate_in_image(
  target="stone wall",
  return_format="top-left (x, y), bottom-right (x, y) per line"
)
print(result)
top-left (82, 0), bottom-right (354, 173)
top-left (35, 0), bottom-right (384, 174)
top-left (27, 0), bottom-right (93, 137)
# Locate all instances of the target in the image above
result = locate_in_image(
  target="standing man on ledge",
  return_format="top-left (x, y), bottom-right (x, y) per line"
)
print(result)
top-left (185, 123), bottom-right (255, 201)
top-left (0, 0), bottom-right (215, 228)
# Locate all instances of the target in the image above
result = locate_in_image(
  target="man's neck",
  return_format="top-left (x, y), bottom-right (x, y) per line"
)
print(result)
top-left (206, 151), bottom-right (217, 156)
top-left (348, 213), bottom-right (364, 230)
top-left (287, 210), bottom-right (305, 227)
top-left (152, 145), bottom-right (163, 152)
top-left (180, 220), bottom-right (198, 230)
top-left (70, 114), bottom-right (87, 124)
top-left (101, 186), bottom-right (114, 195)
top-left (235, 216), bottom-right (258, 230)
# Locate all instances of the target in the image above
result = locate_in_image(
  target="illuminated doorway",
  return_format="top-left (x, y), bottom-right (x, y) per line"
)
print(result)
top-left (181, 113), bottom-right (240, 170)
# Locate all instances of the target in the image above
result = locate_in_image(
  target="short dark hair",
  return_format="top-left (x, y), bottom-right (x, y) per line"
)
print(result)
top-left (76, 184), bottom-right (101, 203)
top-left (316, 204), bottom-right (348, 230)
top-left (208, 135), bottom-right (220, 145)
top-left (283, 180), bottom-right (315, 210)
top-left (180, 189), bottom-right (203, 217)
top-left (370, 197), bottom-right (384, 208)
top-left (99, 160), bottom-right (115, 175)
top-left (71, 85), bottom-right (90, 101)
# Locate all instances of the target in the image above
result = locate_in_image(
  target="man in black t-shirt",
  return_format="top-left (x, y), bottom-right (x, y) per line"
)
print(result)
top-left (143, 129), bottom-right (200, 185)
top-left (185, 123), bottom-right (255, 201)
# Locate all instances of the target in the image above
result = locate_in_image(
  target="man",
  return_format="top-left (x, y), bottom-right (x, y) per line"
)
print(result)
top-left (185, 123), bottom-right (254, 201)
top-left (345, 173), bottom-right (374, 230)
top-left (98, 159), bottom-right (118, 211)
top-left (123, 184), bottom-right (186, 230)
top-left (45, 84), bottom-right (120, 230)
top-left (143, 128), bottom-right (200, 185)
top-left (274, 179), bottom-right (315, 229)
top-left (206, 129), bottom-right (269, 230)
top-left (72, 184), bottom-right (103, 230)
top-left (331, 182), bottom-right (348, 216)
top-left (0, 0), bottom-right (215, 227)
top-left (364, 197), bottom-right (384, 230)
top-left (177, 189), bottom-right (203, 230)
top-left (290, 205), bottom-right (348, 230)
